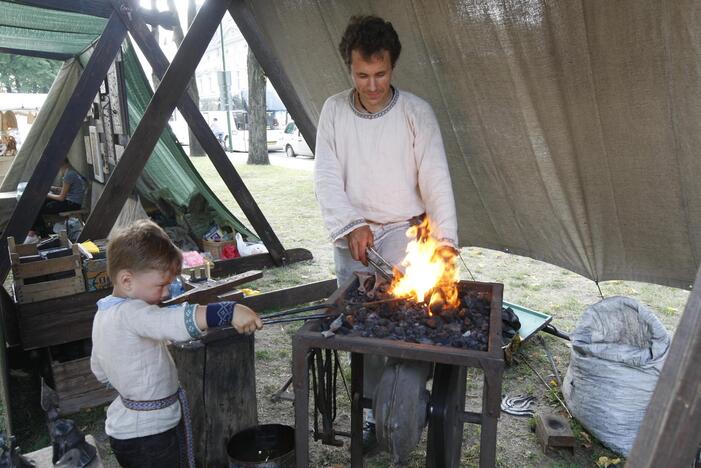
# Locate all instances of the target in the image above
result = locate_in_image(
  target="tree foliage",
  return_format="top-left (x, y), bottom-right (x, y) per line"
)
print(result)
top-left (0, 54), bottom-right (61, 93)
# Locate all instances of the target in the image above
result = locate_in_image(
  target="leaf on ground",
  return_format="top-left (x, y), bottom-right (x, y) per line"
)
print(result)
top-left (596, 455), bottom-right (622, 467)
top-left (580, 430), bottom-right (592, 448)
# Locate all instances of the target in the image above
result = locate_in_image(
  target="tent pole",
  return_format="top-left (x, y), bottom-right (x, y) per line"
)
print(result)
top-left (0, 47), bottom-right (73, 61)
top-left (626, 265), bottom-right (701, 467)
top-left (103, 0), bottom-right (288, 265)
top-left (228, 0), bottom-right (317, 152)
top-left (0, 13), bottom-right (127, 282)
top-left (79, 0), bottom-right (231, 242)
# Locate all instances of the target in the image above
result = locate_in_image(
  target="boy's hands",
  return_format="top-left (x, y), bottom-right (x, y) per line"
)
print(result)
top-left (232, 304), bottom-right (263, 334)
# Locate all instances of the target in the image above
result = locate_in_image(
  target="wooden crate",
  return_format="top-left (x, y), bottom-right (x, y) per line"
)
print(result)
top-left (202, 238), bottom-right (236, 260)
top-left (8, 233), bottom-right (85, 304)
top-left (51, 355), bottom-right (116, 415)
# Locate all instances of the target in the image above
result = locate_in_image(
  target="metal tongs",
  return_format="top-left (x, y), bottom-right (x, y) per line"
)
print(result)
top-left (173, 303), bottom-right (340, 349)
top-left (366, 246), bottom-right (396, 281)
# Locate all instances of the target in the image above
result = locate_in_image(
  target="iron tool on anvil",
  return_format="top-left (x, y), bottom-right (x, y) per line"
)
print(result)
top-left (314, 15), bottom-right (460, 454)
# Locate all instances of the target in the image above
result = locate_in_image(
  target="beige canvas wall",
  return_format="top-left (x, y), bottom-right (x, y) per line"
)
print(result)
top-left (246, 0), bottom-right (701, 288)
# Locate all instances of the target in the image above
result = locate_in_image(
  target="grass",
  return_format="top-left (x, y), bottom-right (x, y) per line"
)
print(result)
top-left (7, 154), bottom-right (691, 466)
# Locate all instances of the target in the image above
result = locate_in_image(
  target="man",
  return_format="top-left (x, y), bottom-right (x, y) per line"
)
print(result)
top-left (210, 117), bottom-right (225, 147)
top-left (314, 15), bottom-right (459, 452)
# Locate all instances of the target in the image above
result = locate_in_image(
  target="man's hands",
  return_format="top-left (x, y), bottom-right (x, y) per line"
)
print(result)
top-left (346, 225), bottom-right (374, 265)
top-left (232, 304), bottom-right (263, 334)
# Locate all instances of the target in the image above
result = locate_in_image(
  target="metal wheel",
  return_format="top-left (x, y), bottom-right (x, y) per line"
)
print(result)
top-left (286, 144), bottom-right (296, 158)
top-left (426, 364), bottom-right (467, 468)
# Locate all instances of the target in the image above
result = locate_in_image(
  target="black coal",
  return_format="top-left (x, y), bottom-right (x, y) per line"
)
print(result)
top-left (338, 277), bottom-right (491, 351)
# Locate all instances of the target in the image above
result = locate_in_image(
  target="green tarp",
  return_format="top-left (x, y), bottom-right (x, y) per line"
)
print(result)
top-left (0, 1), bottom-right (258, 241)
top-left (0, 3), bottom-right (105, 56)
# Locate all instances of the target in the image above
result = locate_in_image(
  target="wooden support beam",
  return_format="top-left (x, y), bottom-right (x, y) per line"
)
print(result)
top-left (627, 267), bottom-right (701, 467)
top-left (79, 0), bottom-right (230, 241)
top-left (239, 278), bottom-right (338, 312)
top-left (211, 247), bottom-right (312, 278)
top-left (0, 47), bottom-right (73, 61)
top-left (0, 13), bottom-right (127, 282)
top-left (108, 0), bottom-right (288, 265)
top-left (228, 0), bottom-right (317, 152)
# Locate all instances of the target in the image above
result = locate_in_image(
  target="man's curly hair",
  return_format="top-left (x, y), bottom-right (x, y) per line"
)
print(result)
top-left (339, 15), bottom-right (402, 69)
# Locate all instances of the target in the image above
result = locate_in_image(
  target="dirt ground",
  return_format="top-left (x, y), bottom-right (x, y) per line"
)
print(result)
top-left (7, 155), bottom-right (689, 467)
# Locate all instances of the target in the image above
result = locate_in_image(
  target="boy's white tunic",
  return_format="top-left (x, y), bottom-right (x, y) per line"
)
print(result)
top-left (314, 88), bottom-right (458, 246)
top-left (91, 296), bottom-right (202, 439)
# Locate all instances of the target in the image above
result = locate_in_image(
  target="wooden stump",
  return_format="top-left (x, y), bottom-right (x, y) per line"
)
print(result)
top-left (170, 334), bottom-right (258, 467)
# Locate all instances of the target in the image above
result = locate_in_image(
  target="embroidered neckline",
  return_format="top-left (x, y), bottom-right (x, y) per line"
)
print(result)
top-left (348, 86), bottom-right (399, 119)
top-left (97, 295), bottom-right (128, 310)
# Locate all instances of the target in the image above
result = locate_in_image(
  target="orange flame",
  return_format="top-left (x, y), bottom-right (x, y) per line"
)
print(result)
top-left (389, 218), bottom-right (460, 310)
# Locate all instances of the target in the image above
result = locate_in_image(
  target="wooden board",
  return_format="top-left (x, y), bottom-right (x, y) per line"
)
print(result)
top-left (51, 356), bottom-right (116, 415)
top-left (162, 270), bottom-right (262, 306)
top-left (627, 266), bottom-right (701, 467)
top-left (239, 278), bottom-right (338, 312)
top-left (18, 289), bottom-right (111, 350)
top-left (211, 248), bottom-right (312, 278)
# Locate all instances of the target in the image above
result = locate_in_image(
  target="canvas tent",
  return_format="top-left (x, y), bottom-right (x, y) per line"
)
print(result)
top-left (0, 0), bottom-right (698, 465)
top-left (0, 2), bottom-right (258, 242)
top-left (232, 0), bottom-right (701, 290)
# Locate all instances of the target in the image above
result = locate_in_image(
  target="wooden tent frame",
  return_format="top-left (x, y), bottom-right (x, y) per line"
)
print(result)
top-left (0, 0), bottom-right (698, 466)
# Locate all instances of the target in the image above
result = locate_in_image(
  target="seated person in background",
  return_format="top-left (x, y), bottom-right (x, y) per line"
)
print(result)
top-left (26, 159), bottom-right (86, 241)
top-left (91, 219), bottom-right (263, 467)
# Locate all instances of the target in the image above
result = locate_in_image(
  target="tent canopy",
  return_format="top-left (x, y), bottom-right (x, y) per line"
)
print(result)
top-left (2, 0), bottom-right (701, 289)
top-left (0, 1), bottom-right (258, 242)
top-left (243, 0), bottom-right (701, 289)
top-left (0, 3), bottom-right (106, 57)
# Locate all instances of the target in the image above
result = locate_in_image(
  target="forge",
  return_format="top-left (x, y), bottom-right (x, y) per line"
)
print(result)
top-left (340, 274), bottom-right (491, 350)
top-left (292, 275), bottom-right (505, 468)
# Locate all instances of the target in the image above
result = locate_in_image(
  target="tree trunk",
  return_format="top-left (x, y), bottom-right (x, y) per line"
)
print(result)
top-left (166, 0), bottom-right (205, 157)
top-left (150, 0), bottom-right (160, 89)
top-left (247, 49), bottom-right (268, 165)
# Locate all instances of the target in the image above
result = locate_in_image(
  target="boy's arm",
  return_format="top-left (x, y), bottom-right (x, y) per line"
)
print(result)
top-left (128, 301), bottom-right (263, 342)
top-left (194, 303), bottom-right (263, 334)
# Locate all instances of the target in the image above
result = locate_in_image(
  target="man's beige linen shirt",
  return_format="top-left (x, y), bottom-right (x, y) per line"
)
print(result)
top-left (314, 88), bottom-right (458, 246)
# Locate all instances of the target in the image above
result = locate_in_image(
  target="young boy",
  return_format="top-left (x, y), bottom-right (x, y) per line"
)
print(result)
top-left (90, 219), bottom-right (262, 468)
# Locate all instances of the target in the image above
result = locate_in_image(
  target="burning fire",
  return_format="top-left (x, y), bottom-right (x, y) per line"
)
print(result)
top-left (389, 218), bottom-right (460, 311)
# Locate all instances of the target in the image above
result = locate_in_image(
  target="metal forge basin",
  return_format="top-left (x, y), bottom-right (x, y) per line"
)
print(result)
top-left (292, 277), bottom-right (505, 468)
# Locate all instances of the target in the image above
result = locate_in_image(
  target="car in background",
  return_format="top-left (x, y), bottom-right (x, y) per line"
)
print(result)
top-left (279, 121), bottom-right (314, 158)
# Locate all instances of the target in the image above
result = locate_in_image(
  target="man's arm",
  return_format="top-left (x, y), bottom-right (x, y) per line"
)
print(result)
top-left (413, 102), bottom-right (459, 247)
top-left (314, 98), bottom-right (370, 249)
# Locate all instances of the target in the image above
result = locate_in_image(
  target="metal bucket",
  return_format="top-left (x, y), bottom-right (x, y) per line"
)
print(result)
top-left (227, 424), bottom-right (295, 468)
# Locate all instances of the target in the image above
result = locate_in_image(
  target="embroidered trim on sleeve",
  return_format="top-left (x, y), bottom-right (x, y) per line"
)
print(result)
top-left (331, 218), bottom-right (368, 241)
top-left (183, 303), bottom-right (202, 338)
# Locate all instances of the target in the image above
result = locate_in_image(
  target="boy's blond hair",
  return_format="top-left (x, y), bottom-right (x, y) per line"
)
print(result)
top-left (107, 219), bottom-right (182, 279)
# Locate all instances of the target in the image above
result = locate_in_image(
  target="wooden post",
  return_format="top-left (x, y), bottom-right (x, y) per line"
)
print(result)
top-left (0, 13), bottom-right (127, 281)
top-left (228, 0), bottom-right (317, 152)
top-left (79, 0), bottom-right (230, 241)
top-left (626, 266), bottom-right (701, 467)
top-left (101, 0), bottom-right (288, 265)
top-left (170, 334), bottom-right (258, 466)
